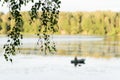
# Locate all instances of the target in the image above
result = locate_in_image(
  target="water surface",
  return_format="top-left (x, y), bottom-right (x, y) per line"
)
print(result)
top-left (0, 35), bottom-right (120, 57)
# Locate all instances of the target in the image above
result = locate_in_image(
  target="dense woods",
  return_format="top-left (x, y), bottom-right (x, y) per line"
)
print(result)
top-left (0, 11), bottom-right (120, 36)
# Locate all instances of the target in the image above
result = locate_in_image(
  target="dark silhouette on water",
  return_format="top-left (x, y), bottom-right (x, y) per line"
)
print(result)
top-left (71, 56), bottom-right (85, 67)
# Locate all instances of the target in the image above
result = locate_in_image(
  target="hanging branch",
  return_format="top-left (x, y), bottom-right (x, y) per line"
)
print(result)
top-left (1, 0), bottom-right (61, 62)
top-left (2, 0), bottom-right (26, 62)
top-left (29, 0), bottom-right (61, 55)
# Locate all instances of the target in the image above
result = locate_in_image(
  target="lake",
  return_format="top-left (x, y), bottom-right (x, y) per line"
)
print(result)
top-left (0, 35), bottom-right (120, 57)
top-left (0, 35), bottom-right (120, 80)
top-left (0, 55), bottom-right (120, 80)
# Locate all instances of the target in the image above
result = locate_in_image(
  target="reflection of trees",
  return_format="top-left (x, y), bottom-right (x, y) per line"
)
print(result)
top-left (112, 37), bottom-right (118, 56)
top-left (67, 41), bottom-right (81, 55)
top-left (55, 36), bottom-right (120, 57)
top-left (17, 36), bottom-right (120, 57)
top-left (103, 36), bottom-right (119, 57)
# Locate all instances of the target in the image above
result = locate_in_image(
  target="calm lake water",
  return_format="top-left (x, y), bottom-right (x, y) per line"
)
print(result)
top-left (0, 35), bottom-right (120, 57)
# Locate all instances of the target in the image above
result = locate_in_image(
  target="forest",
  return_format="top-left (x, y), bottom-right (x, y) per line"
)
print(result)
top-left (0, 11), bottom-right (120, 36)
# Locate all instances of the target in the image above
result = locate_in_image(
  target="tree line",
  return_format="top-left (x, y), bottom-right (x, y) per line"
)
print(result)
top-left (0, 11), bottom-right (120, 36)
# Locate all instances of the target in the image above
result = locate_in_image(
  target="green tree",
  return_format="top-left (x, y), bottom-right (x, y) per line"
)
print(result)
top-left (0, 0), bottom-right (61, 62)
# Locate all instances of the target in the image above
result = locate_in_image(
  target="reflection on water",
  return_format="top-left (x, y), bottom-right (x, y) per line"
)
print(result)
top-left (0, 35), bottom-right (120, 57)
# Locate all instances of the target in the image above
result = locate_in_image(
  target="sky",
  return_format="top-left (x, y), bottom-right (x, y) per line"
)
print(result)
top-left (0, 0), bottom-right (120, 13)
top-left (60, 0), bottom-right (120, 12)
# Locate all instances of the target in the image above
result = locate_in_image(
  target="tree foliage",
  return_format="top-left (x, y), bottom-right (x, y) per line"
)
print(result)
top-left (0, 0), bottom-right (61, 62)
top-left (58, 11), bottom-right (120, 35)
top-left (0, 11), bottom-right (120, 35)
